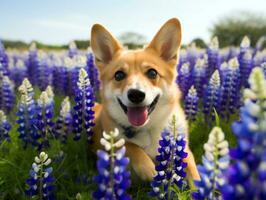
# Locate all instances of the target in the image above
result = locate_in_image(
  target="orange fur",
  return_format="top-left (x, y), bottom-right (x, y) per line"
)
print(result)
top-left (90, 18), bottom-right (200, 181)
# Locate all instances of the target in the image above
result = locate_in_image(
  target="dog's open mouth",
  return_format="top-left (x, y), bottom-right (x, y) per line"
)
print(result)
top-left (117, 95), bottom-right (160, 127)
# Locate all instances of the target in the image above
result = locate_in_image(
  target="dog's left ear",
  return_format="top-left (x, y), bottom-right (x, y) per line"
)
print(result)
top-left (146, 18), bottom-right (182, 63)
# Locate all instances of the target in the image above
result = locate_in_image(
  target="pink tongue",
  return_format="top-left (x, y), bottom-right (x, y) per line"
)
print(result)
top-left (127, 107), bottom-right (148, 126)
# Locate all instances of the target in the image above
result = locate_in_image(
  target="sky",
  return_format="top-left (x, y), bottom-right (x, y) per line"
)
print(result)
top-left (0, 0), bottom-right (265, 45)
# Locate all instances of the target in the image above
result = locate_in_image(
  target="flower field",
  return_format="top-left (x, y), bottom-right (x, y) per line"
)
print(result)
top-left (0, 36), bottom-right (266, 200)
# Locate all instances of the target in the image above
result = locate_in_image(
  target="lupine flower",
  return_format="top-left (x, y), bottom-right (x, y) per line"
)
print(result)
top-left (238, 36), bottom-right (253, 88)
top-left (0, 40), bottom-right (9, 76)
top-left (36, 87), bottom-right (54, 149)
top-left (149, 115), bottom-right (188, 200)
top-left (207, 37), bottom-right (220, 78)
top-left (93, 128), bottom-right (131, 200)
top-left (16, 78), bottom-right (39, 148)
top-left (192, 57), bottom-right (207, 97)
top-left (86, 52), bottom-right (100, 93)
top-left (26, 151), bottom-right (55, 199)
top-left (221, 67), bottom-right (266, 200)
top-left (0, 75), bottom-right (15, 113)
top-left (192, 127), bottom-right (230, 200)
top-left (68, 55), bottom-right (87, 95)
top-left (177, 62), bottom-right (191, 96)
top-left (184, 85), bottom-right (199, 121)
top-left (26, 42), bottom-right (39, 85)
top-left (220, 58), bottom-right (241, 119)
top-left (9, 59), bottom-right (27, 87)
top-left (68, 41), bottom-right (78, 58)
top-left (261, 62), bottom-right (266, 77)
top-left (0, 110), bottom-right (11, 143)
top-left (52, 57), bottom-right (68, 95)
top-left (203, 70), bottom-right (223, 124)
top-left (73, 68), bottom-right (95, 142)
top-left (37, 54), bottom-right (53, 91)
top-left (54, 97), bottom-right (72, 143)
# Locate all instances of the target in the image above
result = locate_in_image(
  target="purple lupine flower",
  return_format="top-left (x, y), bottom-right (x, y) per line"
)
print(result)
top-left (220, 58), bottom-right (241, 119)
top-left (177, 62), bottom-right (191, 96)
top-left (37, 55), bottom-right (53, 91)
top-left (192, 57), bottom-right (207, 98)
top-left (9, 59), bottom-right (27, 88)
top-left (149, 116), bottom-right (188, 199)
top-left (68, 41), bottom-right (78, 58)
top-left (203, 70), bottom-right (223, 124)
top-left (221, 67), bottom-right (266, 200)
top-left (16, 78), bottom-right (39, 148)
top-left (26, 42), bottom-right (39, 85)
top-left (73, 68), bottom-right (95, 142)
top-left (0, 110), bottom-right (11, 143)
top-left (192, 127), bottom-right (230, 200)
top-left (0, 75), bottom-right (15, 113)
top-left (0, 40), bottom-right (9, 76)
top-left (86, 52), bottom-right (100, 93)
top-left (238, 36), bottom-right (253, 88)
top-left (36, 86), bottom-right (54, 149)
top-left (184, 85), bottom-right (199, 121)
top-left (54, 97), bottom-right (72, 143)
top-left (93, 129), bottom-right (131, 200)
top-left (206, 37), bottom-right (220, 78)
top-left (52, 57), bottom-right (69, 95)
top-left (26, 151), bottom-right (55, 199)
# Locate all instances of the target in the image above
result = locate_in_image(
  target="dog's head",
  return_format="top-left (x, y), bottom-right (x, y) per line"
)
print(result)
top-left (91, 18), bottom-right (182, 128)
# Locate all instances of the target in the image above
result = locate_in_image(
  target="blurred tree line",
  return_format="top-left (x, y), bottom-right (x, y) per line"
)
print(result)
top-left (2, 12), bottom-right (266, 50)
top-left (210, 12), bottom-right (266, 48)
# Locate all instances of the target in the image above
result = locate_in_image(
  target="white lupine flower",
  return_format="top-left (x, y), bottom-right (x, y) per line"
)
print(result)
top-left (210, 70), bottom-right (221, 87)
top-left (240, 36), bottom-right (250, 48)
top-left (60, 97), bottom-right (71, 117)
top-left (209, 36), bottom-right (219, 50)
top-left (45, 85), bottom-right (54, 100)
top-left (180, 63), bottom-right (190, 74)
top-left (228, 57), bottom-right (239, 70)
top-left (19, 78), bottom-right (34, 105)
top-left (78, 68), bottom-right (90, 88)
top-left (114, 138), bottom-right (125, 148)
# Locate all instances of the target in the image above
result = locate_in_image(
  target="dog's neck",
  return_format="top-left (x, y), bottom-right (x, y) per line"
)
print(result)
top-left (119, 124), bottom-right (138, 138)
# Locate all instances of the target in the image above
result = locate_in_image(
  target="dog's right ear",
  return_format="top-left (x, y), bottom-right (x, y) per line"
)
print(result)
top-left (91, 24), bottom-right (122, 65)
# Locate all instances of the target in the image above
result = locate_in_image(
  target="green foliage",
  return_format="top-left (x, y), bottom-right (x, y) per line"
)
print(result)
top-left (210, 12), bottom-right (266, 48)
top-left (190, 38), bottom-right (207, 48)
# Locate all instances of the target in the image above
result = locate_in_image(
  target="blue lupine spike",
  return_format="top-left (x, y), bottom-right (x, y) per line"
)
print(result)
top-left (26, 152), bottom-right (55, 199)
top-left (52, 57), bottom-right (69, 95)
top-left (184, 85), bottom-right (199, 121)
top-left (17, 78), bottom-right (39, 148)
top-left (203, 70), bottom-right (223, 124)
top-left (207, 37), bottom-right (220, 78)
top-left (238, 36), bottom-right (253, 88)
top-left (0, 75), bottom-right (15, 113)
top-left (26, 42), bottom-right (39, 85)
top-left (9, 59), bottom-right (27, 88)
top-left (221, 67), bottom-right (266, 200)
top-left (37, 54), bottom-right (53, 91)
top-left (0, 40), bottom-right (9, 76)
top-left (93, 129), bottom-right (131, 200)
top-left (73, 68), bottom-right (95, 142)
top-left (177, 62), bottom-right (191, 96)
top-left (149, 115), bottom-right (188, 200)
top-left (86, 51), bottom-right (100, 93)
top-left (54, 97), bottom-right (72, 143)
top-left (192, 57), bottom-right (207, 97)
top-left (36, 87), bottom-right (54, 149)
top-left (0, 110), bottom-right (11, 143)
top-left (220, 58), bottom-right (241, 119)
top-left (191, 127), bottom-right (230, 200)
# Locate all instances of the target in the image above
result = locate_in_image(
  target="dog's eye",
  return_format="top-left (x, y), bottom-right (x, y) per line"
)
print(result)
top-left (114, 71), bottom-right (126, 81)
top-left (146, 68), bottom-right (158, 79)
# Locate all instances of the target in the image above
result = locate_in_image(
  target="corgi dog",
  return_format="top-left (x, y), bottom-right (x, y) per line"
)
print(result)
top-left (90, 18), bottom-right (200, 181)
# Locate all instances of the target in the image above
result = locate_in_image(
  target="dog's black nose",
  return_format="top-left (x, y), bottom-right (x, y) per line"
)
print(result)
top-left (127, 89), bottom-right (145, 104)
